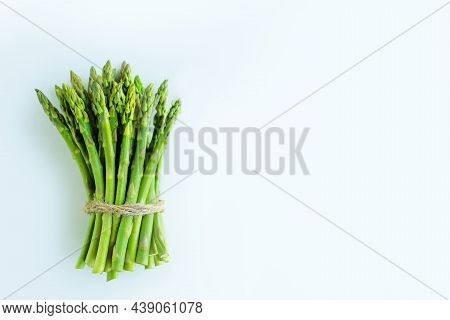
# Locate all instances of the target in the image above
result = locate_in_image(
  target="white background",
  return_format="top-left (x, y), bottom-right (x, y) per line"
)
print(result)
top-left (0, 0), bottom-right (449, 299)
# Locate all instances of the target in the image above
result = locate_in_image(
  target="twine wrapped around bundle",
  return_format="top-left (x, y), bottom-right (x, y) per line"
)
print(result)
top-left (84, 200), bottom-right (164, 216)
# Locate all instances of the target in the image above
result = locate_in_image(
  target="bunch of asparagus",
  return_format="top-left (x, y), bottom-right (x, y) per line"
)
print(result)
top-left (35, 61), bottom-right (180, 281)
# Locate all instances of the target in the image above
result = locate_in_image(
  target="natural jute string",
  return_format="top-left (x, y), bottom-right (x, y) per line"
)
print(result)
top-left (84, 200), bottom-right (164, 216)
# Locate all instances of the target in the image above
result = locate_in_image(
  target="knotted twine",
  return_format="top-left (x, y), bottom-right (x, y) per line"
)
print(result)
top-left (83, 200), bottom-right (164, 216)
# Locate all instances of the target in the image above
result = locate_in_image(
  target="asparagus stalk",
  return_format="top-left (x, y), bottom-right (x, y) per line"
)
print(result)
top-left (148, 80), bottom-right (168, 153)
top-left (131, 98), bottom-right (180, 267)
top-left (91, 82), bottom-right (116, 273)
top-left (55, 85), bottom-right (90, 169)
top-left (149, 208), bottom-right (159, 258)
top-left (103, 62), bottom-right (117, 158)
top-left (108, 81), bottom-right (121, 156)
top-left (151, 155), bottom-right (169, 261)
top-left (146, 123), bottom-right (174, 269)
top-left (61, 84), bottom-right (106, 267)
top-left (120, 62), bottom-right (132, 93)
top-left (134, 75), bottom-right (144, 95)
top-left (111, 83), bottom-right (153, 272)
top-left (70, 71), bottom-right (90, 107)
top-left (70, 71), bottom-right (100, 268)
top-left (104, 81), bottom-right (126, 281)
top-left (105, 82), bottom-right (134, 277)
top-left (102, 60), bottom-right (115, 99)
top-left (145, 255), bottom-right (155, 269)
top-left (128, 75), bottom-right (143, 162)
top-left (71, 71), bottom-right (98, 142)
top-left (88, 67), bottom-right (101, 97)
top-left (88, 67), bottom-right (104, 158)
top-left (139, 154), bottom-right (164, 266)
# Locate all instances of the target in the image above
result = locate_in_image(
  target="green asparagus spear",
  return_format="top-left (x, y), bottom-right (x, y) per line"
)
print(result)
top-left (88, 67), bottom-right (103, 156)
top-left (102, 60), bottom-right (115, 99)
top-left (138, 154), bottom-right (164, 266)
top-left (108, 81), bottom-right (122, 155)
top-left (151, 155), bottom-right (169, 261)
top-left (105, 82), bottom-right (135, 277)
top-left (134, 75), bottom-right (144, 95)
top-left (55, 85), bottom-right (90, 169)
top-left (145, 255), bottom-right (155, 270)
top-left (120, 62), bottom-right (132, 92)
top-left (91, 82), bottom-right (116, 273)
top-left (70, 71), bottom-right (89, 107)
top-left (88, 67), bottom-right (101, 98)
top-left (147, 156), bottom-right (171, 268)
top-left (129, 79), bottom-right (143, 163)
top-left (71, 70), bottom-right (98, 141)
